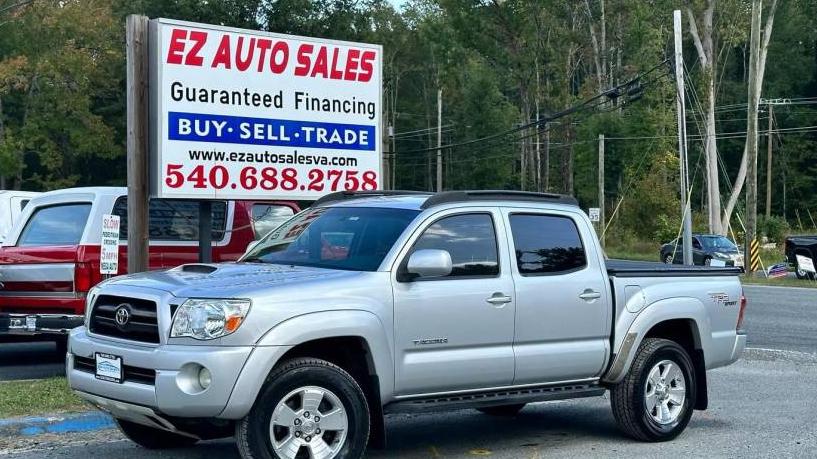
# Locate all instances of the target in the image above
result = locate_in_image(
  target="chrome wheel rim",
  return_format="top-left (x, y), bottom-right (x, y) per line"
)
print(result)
top-left (269, 385), bottom-right (349, 459)
top-left (644, 359), bottom-right (686, 425)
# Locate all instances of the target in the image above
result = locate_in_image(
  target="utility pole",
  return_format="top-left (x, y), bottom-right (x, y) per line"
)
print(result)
top-left (126, 15), bottom-right (149, 274)
top-left (598, 133), bottom-right (605, 248)
top-left (382, 123), bottom-right (390, 190)
top-left (745, 0), bottom-right (762, 274)
top-left (543, 122), bottom-right (550, 192)
top-left (436, 88), bottom-right (442, 192)
top-left (766, 103), bottom-right (773, 218)
top-left (673, 10), bottom-right (693, 265)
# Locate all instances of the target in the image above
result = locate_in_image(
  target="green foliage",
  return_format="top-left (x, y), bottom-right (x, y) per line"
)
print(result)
top-left (0, 0), bottom-right (814, 245)
top-left (758, 215), bottom-right (790, 244)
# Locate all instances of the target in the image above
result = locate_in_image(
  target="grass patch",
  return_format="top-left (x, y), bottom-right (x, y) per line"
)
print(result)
top-left (0, 377), bottom-right (87, 418)
top-left (741, 275), bottom-right (817, 289)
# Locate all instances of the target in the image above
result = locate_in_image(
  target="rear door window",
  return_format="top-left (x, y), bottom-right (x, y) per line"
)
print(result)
top-left (509, 214), bottom-right (587, 275)
top-left (252, 204), bottom-right (295, 239)
top-left (112, 198), bottom-right (227, 241)
top-left (18, 203), bottom-right (92, 246)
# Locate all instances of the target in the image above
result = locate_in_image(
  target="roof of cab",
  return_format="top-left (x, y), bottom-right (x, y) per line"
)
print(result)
top-left (316, 190), bottom-right (579, 211)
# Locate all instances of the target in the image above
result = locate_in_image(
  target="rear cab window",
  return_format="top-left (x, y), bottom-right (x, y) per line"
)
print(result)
top-left (17, 203), bottom-right (92, 246)
top-left (112, 198), bottom-right (227, 242)
top-left (508, 214), bottom-right (587, 275)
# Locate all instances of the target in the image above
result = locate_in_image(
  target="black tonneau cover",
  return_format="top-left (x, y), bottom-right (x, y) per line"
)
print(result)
top-left (606, 259), bottom-right (743, 278)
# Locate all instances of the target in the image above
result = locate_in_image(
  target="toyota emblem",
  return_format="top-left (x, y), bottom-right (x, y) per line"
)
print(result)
top-left (114, 304), bottom-right (132, 327)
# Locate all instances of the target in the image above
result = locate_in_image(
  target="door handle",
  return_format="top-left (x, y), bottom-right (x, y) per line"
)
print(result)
top-left (486, 293), bottom-right (512, 306)
top-left (578, 290), bottom-right (602, 301)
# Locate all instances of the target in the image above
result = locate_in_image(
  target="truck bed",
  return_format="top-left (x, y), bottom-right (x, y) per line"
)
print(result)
top-left (606, 259), bottom-right (743, 277)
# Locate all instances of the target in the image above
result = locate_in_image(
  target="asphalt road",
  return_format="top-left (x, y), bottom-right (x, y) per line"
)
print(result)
top-left (0, 284), bottom-right (814, 381)
top-left (0, 284), bottom-right (816, 457)
top-left (742, 285), bottom-right (817, 353)
top-left (2, 348), bottom-right (815, 458)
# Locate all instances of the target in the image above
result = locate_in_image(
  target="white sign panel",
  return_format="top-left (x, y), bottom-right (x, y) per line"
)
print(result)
top-left (796, 254), bottom-right (815, 273)
top-left (588, 208), bottom-right (600, 222)
top-left (100, 214), bottom-right (120, 275)
top-left (150, 19), bottom-right (382, 200)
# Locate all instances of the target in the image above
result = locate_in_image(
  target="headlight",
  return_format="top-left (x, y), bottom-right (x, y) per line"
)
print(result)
top-left (713, 252), bottom-right (729, 259)
top-left (170, 299), bottom-right (251, 340)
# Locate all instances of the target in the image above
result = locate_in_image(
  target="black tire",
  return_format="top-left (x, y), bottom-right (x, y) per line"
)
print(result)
top-left (116, 419), bottom-right (198, 449)
top-left (477, 404), bottom-right (526, 416)
top-left (236, 358), bottom-right (370, 459)
top-left (610, 338), bottom-right (696, 442)
top-left (795, 267), bottom-right (814, 280)
top-left (703, 256), bottom-right (712, 266)
top-left (663, 254), bottom-right (674, 264)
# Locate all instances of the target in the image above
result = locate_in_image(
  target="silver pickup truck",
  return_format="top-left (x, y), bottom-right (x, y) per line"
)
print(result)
top-left (68, 191), bottom-right (746, 459)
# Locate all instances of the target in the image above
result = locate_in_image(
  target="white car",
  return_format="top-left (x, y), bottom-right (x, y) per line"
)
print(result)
top-left (0, 190), bottom-right (40, 244)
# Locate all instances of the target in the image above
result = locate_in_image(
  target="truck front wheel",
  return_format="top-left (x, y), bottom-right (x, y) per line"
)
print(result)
top-left (236, 358), bottom-right (370, 459)
top-left (610, 338), bottom-right (696, 442)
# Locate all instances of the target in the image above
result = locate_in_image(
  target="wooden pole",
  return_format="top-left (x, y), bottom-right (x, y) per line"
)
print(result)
top-left (126, 15), bottom-right (149, 274)
top-left (598, 133), bottom-right (605, 248)
top-left (673, 10), bottom-right (693, 265)
top-left (745, 0), bottom-right (762, 274)
top-left (765, 103), bottom-right (773, 218)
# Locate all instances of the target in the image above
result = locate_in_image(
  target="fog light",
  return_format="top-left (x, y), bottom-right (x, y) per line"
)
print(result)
top-left (198, 367), bottom-right (212, 389)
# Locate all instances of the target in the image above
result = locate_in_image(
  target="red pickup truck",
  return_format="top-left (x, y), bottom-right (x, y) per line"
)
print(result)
top-left (0, 187), bottom-right (298, 352)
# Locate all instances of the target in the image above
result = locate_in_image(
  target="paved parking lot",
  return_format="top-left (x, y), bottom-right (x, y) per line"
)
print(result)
top-left (1, 284), bottom-right (815, 457)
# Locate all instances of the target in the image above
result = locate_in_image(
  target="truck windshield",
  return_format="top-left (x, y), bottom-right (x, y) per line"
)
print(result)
top-left (241, 206), bottom-right (419, 271)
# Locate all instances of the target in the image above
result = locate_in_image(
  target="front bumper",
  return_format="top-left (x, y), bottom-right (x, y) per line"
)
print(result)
top-left (0, 313), bottom-right (83, 336)
top-left (68, 327), bottom-right (255, 418)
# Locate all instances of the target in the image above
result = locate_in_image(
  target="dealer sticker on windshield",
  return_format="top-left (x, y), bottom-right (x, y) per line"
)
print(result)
top-left (95, 353), bottom-right (123, 383)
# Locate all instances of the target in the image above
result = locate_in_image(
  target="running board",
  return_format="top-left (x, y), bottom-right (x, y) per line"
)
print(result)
top-left (384, 383), bottom-right (605, 414)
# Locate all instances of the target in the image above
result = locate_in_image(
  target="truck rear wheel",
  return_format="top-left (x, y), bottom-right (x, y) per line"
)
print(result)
top-left (115, 419), bottom-right (198, 449)
top-left (236, 358), bottom-right (370, 459)
top-left (610, 338), bottom-right (696, 442)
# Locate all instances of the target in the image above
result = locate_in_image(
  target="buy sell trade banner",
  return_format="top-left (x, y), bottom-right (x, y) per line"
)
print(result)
top-left (149, 19), bottom-right (382, 200)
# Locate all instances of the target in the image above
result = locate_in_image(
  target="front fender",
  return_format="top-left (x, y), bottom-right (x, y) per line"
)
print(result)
top-left (602, 297), bottom-right (711, 384)
top-left (218, 310), bottom-right (393, 419)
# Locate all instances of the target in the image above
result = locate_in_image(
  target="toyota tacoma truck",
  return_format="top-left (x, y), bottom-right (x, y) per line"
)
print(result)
top-left (67, 190), bottom-right (747, 459)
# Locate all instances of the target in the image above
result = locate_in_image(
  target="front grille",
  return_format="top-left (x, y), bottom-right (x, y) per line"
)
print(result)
top-left (73, 355), bottom-right (156, 385)
top-left (89, 295), bottom-right (160, 343)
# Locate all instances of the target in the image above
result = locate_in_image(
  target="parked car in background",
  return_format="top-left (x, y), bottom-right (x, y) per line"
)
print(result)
top-left (660, 234), bottom-right (744, 267)
top-left (0, 190), bottom-right (40, 244)
top-left (0, 187), bottom-right (298, 353)
top-left (784, 235), bottom-right (817, 279)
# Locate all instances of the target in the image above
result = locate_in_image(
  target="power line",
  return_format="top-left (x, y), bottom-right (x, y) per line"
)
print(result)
top-left (395, 59), bottom-right (670, 155)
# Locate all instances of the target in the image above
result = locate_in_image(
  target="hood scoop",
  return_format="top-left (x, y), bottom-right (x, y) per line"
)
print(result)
top-left (178, 264), bottom-right (219, 274)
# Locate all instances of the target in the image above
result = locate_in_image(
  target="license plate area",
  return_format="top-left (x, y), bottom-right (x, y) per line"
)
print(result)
top-left (95, 352), bottom-right (123, 383)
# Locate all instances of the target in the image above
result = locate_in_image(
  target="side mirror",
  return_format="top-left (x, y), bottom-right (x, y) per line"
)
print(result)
top-left (407, 249), bottom-right (452, 279)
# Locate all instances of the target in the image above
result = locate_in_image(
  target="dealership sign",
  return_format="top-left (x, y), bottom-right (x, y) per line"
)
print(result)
top-left (149, 19), bottom-right (382, 200)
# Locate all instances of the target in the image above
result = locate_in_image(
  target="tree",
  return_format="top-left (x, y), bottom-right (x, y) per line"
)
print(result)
top-left (0, 0), bottom-right (123, 190)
